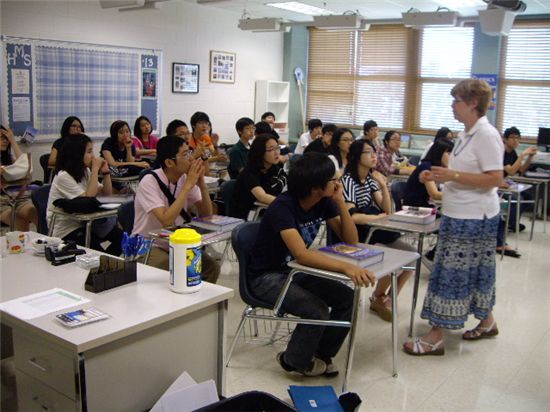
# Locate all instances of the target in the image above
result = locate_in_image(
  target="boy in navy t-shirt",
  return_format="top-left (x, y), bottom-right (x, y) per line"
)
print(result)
top-left (249, 152), bottom-right (376, 377)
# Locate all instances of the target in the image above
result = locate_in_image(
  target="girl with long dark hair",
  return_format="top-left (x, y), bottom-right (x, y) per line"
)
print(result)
top-left (47, 134), bottom-right (123, 255)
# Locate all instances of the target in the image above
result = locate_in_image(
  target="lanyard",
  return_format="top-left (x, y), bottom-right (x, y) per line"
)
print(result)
top-left (452, 131), bottom-right (477, 157)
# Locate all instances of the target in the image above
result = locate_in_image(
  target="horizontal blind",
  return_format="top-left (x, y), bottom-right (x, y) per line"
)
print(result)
top-left (354, 25), bottom-right (409, 128)
top-left (307, 29), bottom-right (356, 125)
top-left (420, 27), bottom-right (473, 78)
top-left (418, 27), bottom-right (474, 130)
top-left (498, 22), bottom-right (550, 137)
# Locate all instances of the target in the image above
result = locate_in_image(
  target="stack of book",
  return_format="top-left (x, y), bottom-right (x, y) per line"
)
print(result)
top-left (318, 243), bottom-right (384, 267)
top-left (389, 206), bottom-right (436, 224)
top-left (190, 215), bottom-right (244, 233)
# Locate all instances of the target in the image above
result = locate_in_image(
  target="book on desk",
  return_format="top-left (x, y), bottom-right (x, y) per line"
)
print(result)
top-left (388, 206), bottom-right (437, 224)
top-left (288, 385), bottom-right (344, 412)
top-left (318, 243), bottom-right (384, 267)
top-left (190, 215), bottom-right (243, 232)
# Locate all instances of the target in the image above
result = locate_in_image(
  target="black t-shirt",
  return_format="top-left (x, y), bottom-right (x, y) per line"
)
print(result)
top-left (503, 150), bottom-right (518, 176)
top-left (304, 138), bottom-right (329, 154)
top-left (230, 164), bottom-right (287, 219)
top-left (101, 137), bottom-right (136, 162)
top-left (249, 192), bottom-right (339, 279)
top-left (403, 161), bottom-right (432, 208)
top-left (52, 137), bottom-right (65, 151)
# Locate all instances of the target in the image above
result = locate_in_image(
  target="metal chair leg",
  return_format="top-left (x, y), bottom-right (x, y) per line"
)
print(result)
top-left (226, 307), bottom-right (252, 367)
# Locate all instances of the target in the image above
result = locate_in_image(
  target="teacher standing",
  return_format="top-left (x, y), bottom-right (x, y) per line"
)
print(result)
top-left (403, 79), bottom-right (504, 356)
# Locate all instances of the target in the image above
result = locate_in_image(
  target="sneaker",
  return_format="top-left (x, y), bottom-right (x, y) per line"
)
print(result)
top-left (425, 247), bottom-right (436, 262)
top-left (369, 295), bottom-right (392, 322)
top-left (277, 351), bottom-right (327, 377)
top-left (508, 223), bottom-right (526, 232)
top-left (315, 356), bottom-right (339, 377)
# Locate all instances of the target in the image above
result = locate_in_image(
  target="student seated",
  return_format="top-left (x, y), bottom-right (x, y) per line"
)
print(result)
top-left (255, 121), bottom-right (290, 160)
top-left (48, 116), bottom-right (85, 167)
top-left (376, 131), bottom-right (413, 177)
top-left (404, 139), bottom-right (453, 208)
top-left (304, 123), bottom-right (337, 155)
top-left (228, 117), bottom-right (255, 179)
top-left (261, 111), bottom-right (287, 144)
top-left (189, 112), bottom-right (228, 164)
top-left (0, 126), bottom-right (37, 231)
top-left (46, 134), bottom-right (122, 255)
top-left (132, 136), bottom-right (220, 283)
top-left (132, 115), bottom-right (159, 159)
top-left (248, 152), bottom-right (375, 377)
top-left (361, 120), bottom-right (382, 150)
top-left (502, 126), bottom-right (537, 232)
top-left (229, 134), bottom-right (287, 220)
top-left (102, 120), bottom-right (150, 177)
top-left (341, 140), bottom-right (413, 321)
top-left (327, 127), bottom-right (353, 176)
top-left (420, 127), bottom-right (454, 160)
top-left (166, 119), bottom-right (191, 141)
top-left (294, 119), bottom-right (322, 155)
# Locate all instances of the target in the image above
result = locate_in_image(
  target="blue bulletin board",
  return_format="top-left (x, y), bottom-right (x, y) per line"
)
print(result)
top-left (1, 36), bottom-right (162, 139)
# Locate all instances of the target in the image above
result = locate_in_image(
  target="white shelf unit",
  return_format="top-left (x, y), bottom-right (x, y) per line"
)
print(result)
top-left (255, 80), bottom-right (290, 141)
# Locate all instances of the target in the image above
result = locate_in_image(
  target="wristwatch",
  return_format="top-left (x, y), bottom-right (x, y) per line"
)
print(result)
top-left (454, 172), bottom-right (460, 181)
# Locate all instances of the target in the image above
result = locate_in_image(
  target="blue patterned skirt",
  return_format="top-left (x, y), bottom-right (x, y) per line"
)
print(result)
top-left (421, 214), bottom-right (500, 329)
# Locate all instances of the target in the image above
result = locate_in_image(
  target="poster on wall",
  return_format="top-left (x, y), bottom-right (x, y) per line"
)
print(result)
top-left (209, 50), bottom-right (235, 84)
top-left (172, 63), bottom-right (199, 93)
top-left (472, 74), bottom-right (497, 111)
top-left (142, 69), bottom-right (157, 99)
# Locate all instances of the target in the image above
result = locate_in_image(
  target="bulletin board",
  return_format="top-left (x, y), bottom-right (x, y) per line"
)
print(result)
top-left (1, 35), bottom-right (162, 140)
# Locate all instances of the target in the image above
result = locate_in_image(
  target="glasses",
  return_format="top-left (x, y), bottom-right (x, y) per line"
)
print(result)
top-left (70, 124), bottom-right (82, 130)
top-left (173, 149), bottom-right (193, 160)
top-left (340, 138), bottom-right (353, 143)
top-left (266, 145), bottom-right (281, 152)
top-left (362, 150), bottom-right (376, 156)
top-left (389, 137), bottom-right (401, 142)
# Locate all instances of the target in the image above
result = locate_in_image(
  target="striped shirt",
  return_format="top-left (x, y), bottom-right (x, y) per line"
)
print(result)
top-left (341, 173), bottom-right (380, 209)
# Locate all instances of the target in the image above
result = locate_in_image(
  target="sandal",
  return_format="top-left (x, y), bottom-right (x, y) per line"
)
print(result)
top-left (462, 320), bottom-right (499, 340)
top-left (369, 295), bottom-right (392, 322)
top-left (403, 338), bottom-right (445, 356)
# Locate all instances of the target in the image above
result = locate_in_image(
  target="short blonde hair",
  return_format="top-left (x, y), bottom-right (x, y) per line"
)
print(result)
top-left (451, 79), bottom-right (492, 117)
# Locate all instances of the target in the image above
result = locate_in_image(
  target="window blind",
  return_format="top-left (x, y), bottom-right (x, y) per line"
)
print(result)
top-left (498, 22), bottom-right (550, 138)
top-left (307, 25), bottom-right (410, 130)
top-left (417, 27), bottom-right (474, 131)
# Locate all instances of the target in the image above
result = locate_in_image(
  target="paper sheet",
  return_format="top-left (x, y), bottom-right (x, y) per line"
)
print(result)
top-left (0, 288), bottom-right (90, 320)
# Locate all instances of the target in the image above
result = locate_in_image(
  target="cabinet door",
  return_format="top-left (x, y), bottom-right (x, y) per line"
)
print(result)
top-left (16, 370), bottom-right (77, 412)
top-left (13, 330), bottom-right (77, 399)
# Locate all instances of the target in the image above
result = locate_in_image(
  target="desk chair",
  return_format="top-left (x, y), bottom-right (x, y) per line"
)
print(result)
top-left (39, 153), bottom-right (53, 183)
top-left (226, 221), bottom-right (356, 391)
top-left (219, 179), bottom-right (236, 217)
top-left (117, 200), bottom-right (135, 234)
top-left (390, 181), bottom-right (408, 212)
top-left (48, 208), bottom-right (119, 248)
top-left (31, 185), bottom-right (51, 235)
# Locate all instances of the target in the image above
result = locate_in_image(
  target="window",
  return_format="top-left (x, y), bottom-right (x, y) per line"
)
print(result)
top-left (307, 25), bottom-right (410, 130)
top-left (497, 22), bottom-right (550, 138)
top-left (307, 26), bottom-right (473, 134)
top-left (417, 27), bottom-right (474, 131)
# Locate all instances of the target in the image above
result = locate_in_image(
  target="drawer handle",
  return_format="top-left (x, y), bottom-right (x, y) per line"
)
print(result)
top-left (28, 357), bottom-right (48, 372)
top-left (32, 395), bottom-right (51, 411)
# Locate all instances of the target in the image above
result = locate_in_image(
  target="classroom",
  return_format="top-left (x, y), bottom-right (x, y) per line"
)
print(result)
top-left (1, 0), bottom-right (549, 411)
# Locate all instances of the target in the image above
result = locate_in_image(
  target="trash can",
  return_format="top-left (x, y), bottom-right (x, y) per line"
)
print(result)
top-left (194, 390), bottom-right (296, 412)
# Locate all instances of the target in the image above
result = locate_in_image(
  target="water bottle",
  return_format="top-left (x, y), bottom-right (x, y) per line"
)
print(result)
top-left (169, 228), bottom-right (202, 293)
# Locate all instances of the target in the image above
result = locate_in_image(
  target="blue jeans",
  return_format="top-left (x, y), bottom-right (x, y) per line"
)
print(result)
top-left (251, 271), bottom-right (353, 371)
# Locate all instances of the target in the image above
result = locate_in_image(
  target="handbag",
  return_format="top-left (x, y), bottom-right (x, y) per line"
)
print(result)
top-left (53, 197), bottom-right (102, 214)
top-left (2, 153), bottom-right (32, 182)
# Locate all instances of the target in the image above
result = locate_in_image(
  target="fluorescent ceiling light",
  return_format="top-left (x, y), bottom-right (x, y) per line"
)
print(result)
top-left (313, 14), bottom-right (363, 29)
top-left (432, 0), bottom-right (486, 8)
top-left (402, 11), bottom-right (459, 28)
top-left (266, 2), bottom-right (334, 16)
